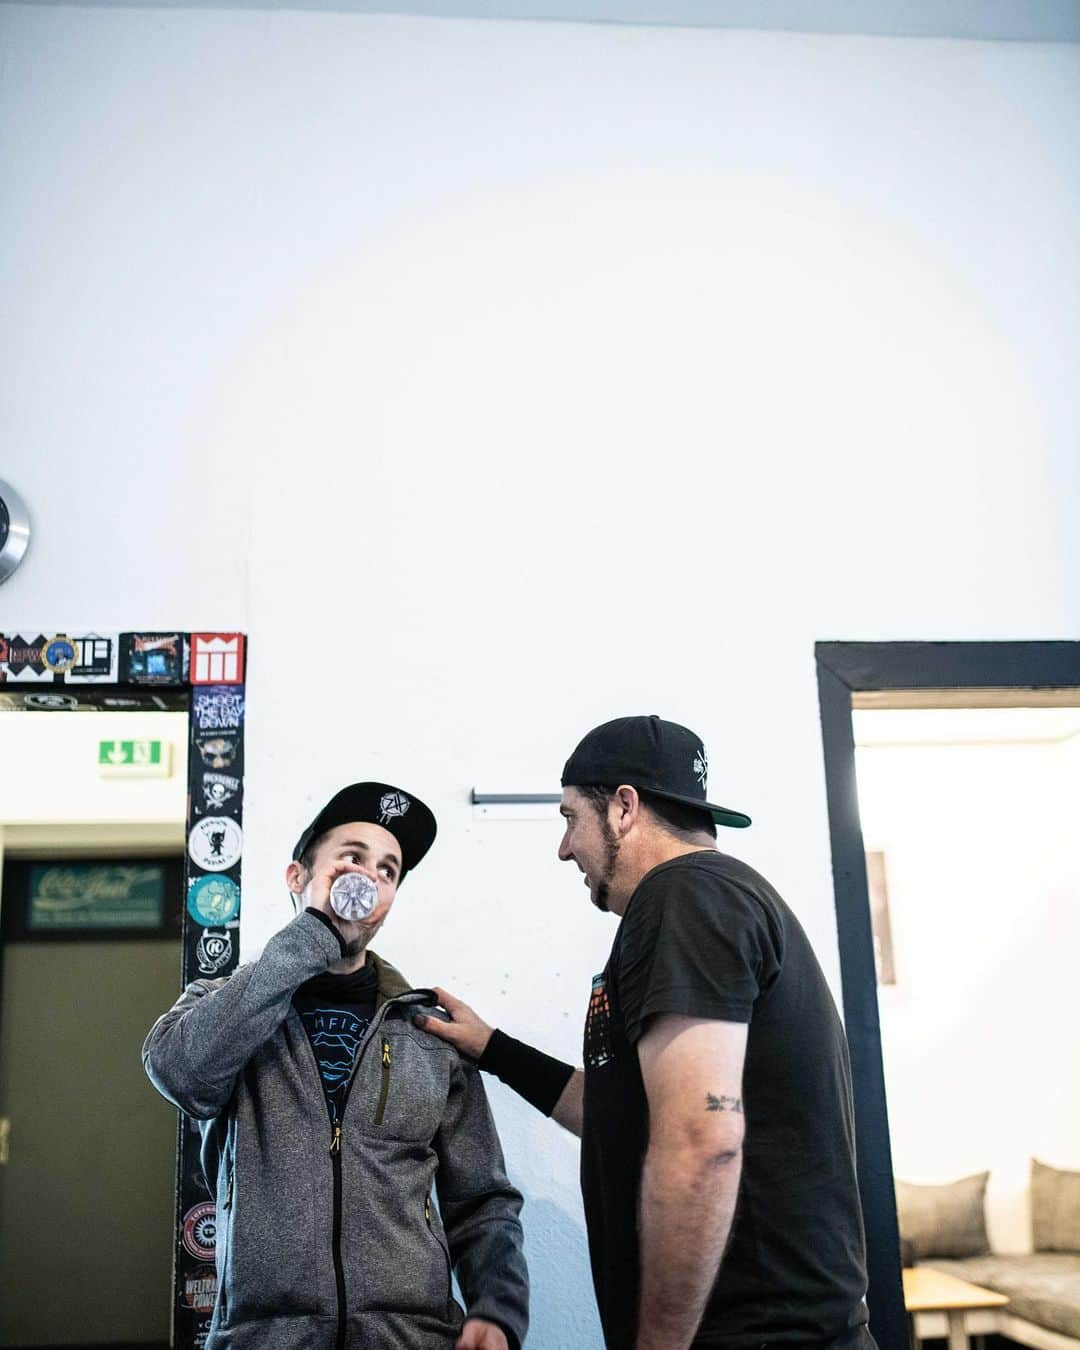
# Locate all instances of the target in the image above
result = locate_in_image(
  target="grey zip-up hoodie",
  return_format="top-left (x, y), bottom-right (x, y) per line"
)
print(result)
top-left (143, 910), bottom-right (528, 1349)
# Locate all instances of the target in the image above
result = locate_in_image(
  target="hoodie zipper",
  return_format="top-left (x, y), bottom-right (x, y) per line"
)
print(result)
top-left (374, 1039), bottom-right (392, 1125)
top-left (424, 1190), bottom-right (453, 1308)
top-left (300, 998), bottom-right (402, 1350)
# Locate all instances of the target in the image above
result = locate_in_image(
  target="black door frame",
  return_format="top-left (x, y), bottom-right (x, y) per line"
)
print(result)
top-left (0, 632), bottom-right (248, 1350)
top-left (814, 640), bottom-right (1080, 1350)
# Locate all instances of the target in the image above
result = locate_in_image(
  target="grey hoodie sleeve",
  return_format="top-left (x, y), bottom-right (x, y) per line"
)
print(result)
top-left (434, 1060), bottom-right (529, 1350)
top-left (142, 909), bottom-right (342, 1119)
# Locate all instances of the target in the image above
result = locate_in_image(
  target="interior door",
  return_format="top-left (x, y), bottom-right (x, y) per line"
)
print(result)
top-left (0, 861), bottom-right (181, 1348)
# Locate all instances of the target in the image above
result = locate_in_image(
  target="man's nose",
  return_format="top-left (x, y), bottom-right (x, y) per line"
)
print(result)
top-left (557, 836), bottom-right (573, 863)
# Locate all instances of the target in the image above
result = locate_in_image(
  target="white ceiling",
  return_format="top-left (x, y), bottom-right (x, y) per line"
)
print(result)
top-left (10, 0), bottom-right (1080, 41)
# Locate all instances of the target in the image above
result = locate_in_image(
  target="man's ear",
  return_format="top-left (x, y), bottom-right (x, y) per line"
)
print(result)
top-left (613, 785), bottom-right (641, 836)
top-left (285, 860), bottom-right (308, 903)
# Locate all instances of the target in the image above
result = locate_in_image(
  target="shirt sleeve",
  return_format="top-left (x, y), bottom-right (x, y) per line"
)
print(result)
top-left (616, 862), bottom-right (782, 1045)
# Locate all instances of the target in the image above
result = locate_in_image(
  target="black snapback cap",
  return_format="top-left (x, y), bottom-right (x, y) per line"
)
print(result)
top-left (292, 781), bottom-right (437, 875)
top-left (561, 715), bottom-right (751, 829)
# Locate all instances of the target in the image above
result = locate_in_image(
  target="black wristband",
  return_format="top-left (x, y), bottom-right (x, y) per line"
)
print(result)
top-left (304, 906), bottom-right (347, 960)
top-left (478, 1029), bottom-right (575, 1118)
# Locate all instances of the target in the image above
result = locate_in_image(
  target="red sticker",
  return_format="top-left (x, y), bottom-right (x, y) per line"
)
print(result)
top-left (190, 633), bottom-right (245, 686)
top-left (182, 1201), bottom-right (217, 1261)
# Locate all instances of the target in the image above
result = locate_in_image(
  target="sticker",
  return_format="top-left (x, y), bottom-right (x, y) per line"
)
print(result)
top-left (187, 875), bottom-right (241, 927)
top-left (379, 791), bottom-right (411, 823)
top-left (23, 692), bottom-right (79, 711)
top-left (121, 632), bottom-right (186, 686)
top-left (190, 633), bottom-right (245, 686)
top-left (43, 636), bottom-right (77, 674)
top-left (66, 634), bottom-right (117, 683)
top-left (196, 928), bottom-right (233, 975)
top-left (188, 816), bottom-right (243, 872)
top-left (193, 687), bottom-right (244, 734)
top-left (200, 771), bottom-right (241, 811)
top-left (0, 633), bottom-right (48, 680)
top-left (196, 736), bottom-right (240, 771)
top-left (179, 1264), bottom-right (218, 1315)
top-left (584, 973), bottom-right (614, 1070)
top-left (182, 1202), bottom-right (217, 1261)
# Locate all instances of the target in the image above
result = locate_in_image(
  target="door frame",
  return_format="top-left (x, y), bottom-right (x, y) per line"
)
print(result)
top-left (814, 640), bottom-right (1080, 1350)
top-left (0, 631), bottom-right (247, 1350)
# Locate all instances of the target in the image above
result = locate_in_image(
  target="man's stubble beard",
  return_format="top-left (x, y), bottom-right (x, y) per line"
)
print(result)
top-left (591, 814), bottom-right (621, 914)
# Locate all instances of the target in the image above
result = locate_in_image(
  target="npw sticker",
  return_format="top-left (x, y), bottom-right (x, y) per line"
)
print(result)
top-left (182, 1202), bottom-right (217, 1261)
top-left (188, 875), bottom-right (241, 927)
top-left (196, 929), bottom-right (233, 975)
top-left (188, 817), bottom-right (243, 872)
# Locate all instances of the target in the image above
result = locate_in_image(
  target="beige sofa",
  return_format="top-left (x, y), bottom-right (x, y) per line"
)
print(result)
top-left (898, 1161), bottom-right (1080, 1350)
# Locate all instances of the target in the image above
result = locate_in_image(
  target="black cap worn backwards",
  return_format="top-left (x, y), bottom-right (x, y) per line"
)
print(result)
top-left (292, 781), bottom-right (437, 876)
top-left (561, 715), bottom-right (751, 829)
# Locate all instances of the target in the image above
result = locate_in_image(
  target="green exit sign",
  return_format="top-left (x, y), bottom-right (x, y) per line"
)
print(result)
top-left (98, 739), bottom-right (172, 778)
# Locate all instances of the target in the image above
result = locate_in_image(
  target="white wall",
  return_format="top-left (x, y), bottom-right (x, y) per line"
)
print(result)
top-left (0, 712), bottom-right (188, 824)
top-left (856, 730), bottom-right (1080, 1253)
top-left (2, 9), bottom-right (1079, 1343)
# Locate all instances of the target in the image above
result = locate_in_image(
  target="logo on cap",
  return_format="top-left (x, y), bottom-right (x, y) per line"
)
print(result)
top-left (379, 791), bottom-right (411, 824)
top-left (692, 747), bottom-right (708, 790)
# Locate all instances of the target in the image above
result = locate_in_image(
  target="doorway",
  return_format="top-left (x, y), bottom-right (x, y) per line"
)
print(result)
top-left (0, 707), bottom-right (189, 1348)
top-left (815, 641), bottom-right (1080, 1350)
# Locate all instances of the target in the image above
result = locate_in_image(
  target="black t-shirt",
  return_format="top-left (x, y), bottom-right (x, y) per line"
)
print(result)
top-left (293, 963), bottom-right (378, 1126)
top-left (580, 851), bottom-right (870, 1349)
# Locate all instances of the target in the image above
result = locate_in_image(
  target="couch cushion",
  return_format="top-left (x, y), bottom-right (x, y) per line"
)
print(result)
top-left (927, 1254), bottom-right (1080, 1341)
top-left (896, 1173), bottom-right (990, 1260)
top-left (1032, 1159), bottom-right (1080, 1253)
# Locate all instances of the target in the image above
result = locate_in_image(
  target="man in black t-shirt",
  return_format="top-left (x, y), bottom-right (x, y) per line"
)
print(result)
top-left (417, 716), bottom-right (875, 1350)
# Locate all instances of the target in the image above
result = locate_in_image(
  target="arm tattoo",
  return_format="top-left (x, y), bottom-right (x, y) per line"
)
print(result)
top-left (705, 1092), bottom-right (743, 1114)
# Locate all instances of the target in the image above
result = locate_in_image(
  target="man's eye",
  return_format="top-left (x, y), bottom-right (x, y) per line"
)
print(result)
top-left (380, 866), bottom-right (395, 880)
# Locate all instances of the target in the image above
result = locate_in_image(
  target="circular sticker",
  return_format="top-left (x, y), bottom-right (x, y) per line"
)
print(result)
top-left (23, 692), bottom-right (79, 711)
top-left (188, 816), bottom-right (243, 872)
top-left (182, 1201), bottom-right (217, 1261)
top-left (43, 637), bottom-right (77, 674)
top-left (179, 1264), bottom-right (218, 1315)
top-left (188, 875), bottom-right (241, 927)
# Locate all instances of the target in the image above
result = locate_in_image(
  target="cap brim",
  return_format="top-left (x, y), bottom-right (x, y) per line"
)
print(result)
top-left (644, 787), bottom-right (751, 829)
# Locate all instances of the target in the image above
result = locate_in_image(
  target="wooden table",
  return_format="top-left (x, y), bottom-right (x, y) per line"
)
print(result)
top-left (903, 1266), bottom-right (1009, 1350)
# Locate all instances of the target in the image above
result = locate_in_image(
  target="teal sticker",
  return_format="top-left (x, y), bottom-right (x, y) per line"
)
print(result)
top-left (188, 875), bottom-right (240, 927)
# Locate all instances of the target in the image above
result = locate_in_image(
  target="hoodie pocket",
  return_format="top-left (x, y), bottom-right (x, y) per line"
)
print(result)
top-left (360, 1028), bottom-right (450, 1143)
top-left (424, 1191), bottom-right (452, 1311)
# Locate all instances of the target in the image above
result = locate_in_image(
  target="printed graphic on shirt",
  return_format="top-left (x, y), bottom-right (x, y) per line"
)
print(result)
top-left (584, 973), bottom-right (614, 1069)
top-left (299, 1005), bottom-right (371, 1123)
